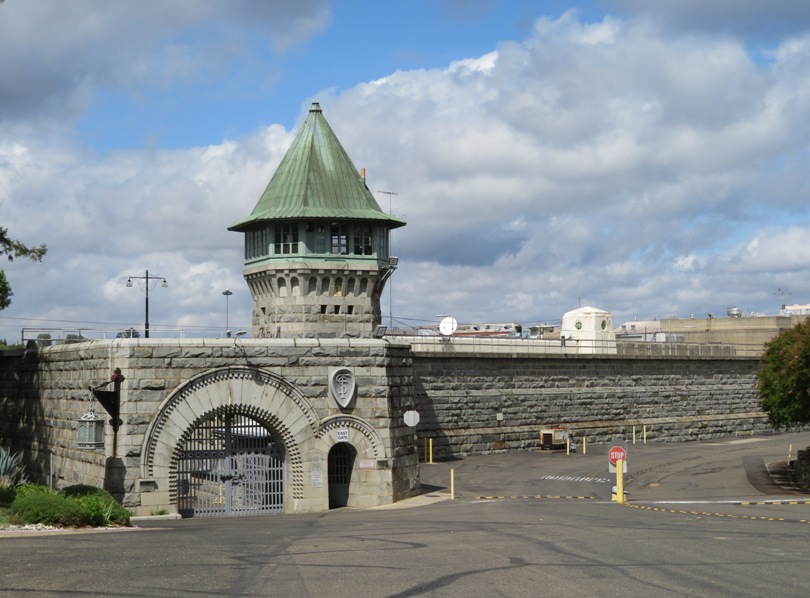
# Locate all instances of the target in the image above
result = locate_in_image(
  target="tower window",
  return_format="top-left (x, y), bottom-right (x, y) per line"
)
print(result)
top-left (306, 222), bottom-right (327, 254)
top-left (274, 223), bottom-right (298, 255)
top-left (353, 225), bottom-right (373, 255)
top-left (245, 228), bottom-right (271, 259)
top-left (330, 223), bottom-right (349, 255)
top-left (376, 226), bottom-right (389, 259)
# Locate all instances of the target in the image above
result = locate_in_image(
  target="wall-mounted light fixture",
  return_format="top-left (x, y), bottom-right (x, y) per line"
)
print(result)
top-left (77, 408), bottom-right (104, 449)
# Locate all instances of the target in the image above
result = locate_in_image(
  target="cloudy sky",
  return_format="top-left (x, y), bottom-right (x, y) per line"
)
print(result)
top-left (2, 0), bottom-right (810, 341)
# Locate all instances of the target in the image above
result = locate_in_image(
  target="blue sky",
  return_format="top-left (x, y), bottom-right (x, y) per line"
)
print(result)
top-left (3, 0), bottom-right (810, 340)
top-left (76, 1), bottom-right (575, 150)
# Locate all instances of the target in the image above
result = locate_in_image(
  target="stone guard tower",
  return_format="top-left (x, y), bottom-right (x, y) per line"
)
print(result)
top-left (229, 102), bottom-right (406, 338)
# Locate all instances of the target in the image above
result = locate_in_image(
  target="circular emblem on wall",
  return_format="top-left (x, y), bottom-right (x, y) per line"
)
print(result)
top-left (329, 367), bottom-right (356, 409)
top-left (575, 321), bottom-right (583, 330)
top-left (601, 319), bottom-right (607, 330)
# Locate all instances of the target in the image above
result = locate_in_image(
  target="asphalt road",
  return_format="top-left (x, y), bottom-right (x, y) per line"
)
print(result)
top-left (2, 431), bottom-right (810, 597)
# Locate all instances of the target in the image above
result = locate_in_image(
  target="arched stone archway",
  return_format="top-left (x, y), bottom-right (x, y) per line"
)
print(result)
top-left (318, 414), bottom-right (387, 460)
top-left (141, 366), bottom-right (319, 511)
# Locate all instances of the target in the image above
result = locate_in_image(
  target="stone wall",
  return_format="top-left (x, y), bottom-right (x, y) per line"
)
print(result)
top-left (0, 336), bottom-right (778, 510)
top-left (0, 338), bottom-right (418, 514)
top-left (410, 341), bottom-right (765, 457)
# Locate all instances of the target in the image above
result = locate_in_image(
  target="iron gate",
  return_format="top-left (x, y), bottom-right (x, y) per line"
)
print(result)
top-left (176, 411), bottom-right (284, 517)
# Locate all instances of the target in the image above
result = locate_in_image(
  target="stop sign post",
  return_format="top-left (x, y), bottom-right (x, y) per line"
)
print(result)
top-left (608, 445), bottom-right (627, 473)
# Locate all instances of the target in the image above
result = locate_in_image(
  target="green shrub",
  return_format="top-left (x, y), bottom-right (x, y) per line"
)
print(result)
top-left (0, 484), bottom-right (15, 507)
top-left (59, 485), bottom-right (131, 526)
top-left (11, 493), bottom-right (88, 527)
top-left (59, 484), bottom-right (102, 499)
top-left (74, 494), bottom-right (131, 526)
top-left (15, 484), bottom-right (55, 499)
top-left (9, 484), bottom-right (131, 527)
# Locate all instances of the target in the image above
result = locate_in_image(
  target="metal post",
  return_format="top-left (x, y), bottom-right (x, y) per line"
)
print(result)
top-left (144, 270), bottom-right (150, 338)
top-left (127, 270), bottom-right (167, 339)
top-left (223, 289), bottom-right (233, 335)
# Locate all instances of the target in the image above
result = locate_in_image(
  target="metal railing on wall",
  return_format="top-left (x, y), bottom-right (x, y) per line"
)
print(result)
top-left (403, 335), bottom-right (761, 358)
top-left (19, 327), bottom-right (246, 344)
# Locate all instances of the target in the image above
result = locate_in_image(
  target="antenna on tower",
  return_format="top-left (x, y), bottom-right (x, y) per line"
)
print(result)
top-left (775, 287), bottom-right (790, 309)
top-left (377, 190), bottom-right (398, 215)
top-left (376, 190), bottom-right (399, 330)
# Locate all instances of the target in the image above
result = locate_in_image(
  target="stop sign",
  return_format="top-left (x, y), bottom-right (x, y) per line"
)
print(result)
top-left (608, 446), bottom-right (627, 465)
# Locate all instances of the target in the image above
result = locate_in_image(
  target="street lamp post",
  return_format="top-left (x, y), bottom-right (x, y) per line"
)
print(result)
top-left (223, 289), bottom-right (233, 336)
top-left (126, 270), bottom-right (168, 339)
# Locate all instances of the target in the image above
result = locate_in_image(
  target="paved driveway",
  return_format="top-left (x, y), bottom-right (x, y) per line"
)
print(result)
top-left (2, 431), bottom-right (809, 597)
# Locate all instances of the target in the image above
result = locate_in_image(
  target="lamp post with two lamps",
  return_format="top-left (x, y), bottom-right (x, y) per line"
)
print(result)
top-left (126, 270), bottom-right (168, 339)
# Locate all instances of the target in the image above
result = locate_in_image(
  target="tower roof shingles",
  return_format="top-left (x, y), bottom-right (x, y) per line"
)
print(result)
top-left (229, 102), bottom-right (406, 231)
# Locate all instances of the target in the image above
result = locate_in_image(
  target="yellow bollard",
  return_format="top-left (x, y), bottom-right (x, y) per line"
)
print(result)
top-left (451, 468), bottom-right (455, 500)
top-left (566, 436), bottom-right (570, 455)
top-left (788, 444), bottom-right (793, 466)
top-left (429, 438), bottom-right (433, 464)
top-left (643, 425), bottom-right (647, 444)
top-left (616, 459), bottom-right (625, 504)
top-left (632, 425), bottom-right (636, 444)
top-left (583, 436), bottom-right (587, 455)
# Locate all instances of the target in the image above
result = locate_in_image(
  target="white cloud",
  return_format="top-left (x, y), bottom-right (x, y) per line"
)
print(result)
top-left (0, 0), bottom-right (330, 122)
top-left (606, 0), bottom-right (810, 39)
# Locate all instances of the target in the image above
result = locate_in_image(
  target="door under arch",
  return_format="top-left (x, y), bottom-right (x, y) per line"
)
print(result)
top-left (328, 443), bottom-right (356, 509)
top-left (176, 411), bottom-right (284, 517)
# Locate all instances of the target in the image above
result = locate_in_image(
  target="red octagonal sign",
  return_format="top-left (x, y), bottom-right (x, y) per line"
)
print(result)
top-left (608, 446), bottom-right (627, 465)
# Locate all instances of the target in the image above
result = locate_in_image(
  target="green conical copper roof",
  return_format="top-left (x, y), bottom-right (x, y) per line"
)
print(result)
top-left (229, 102), bottom-right (406, 232)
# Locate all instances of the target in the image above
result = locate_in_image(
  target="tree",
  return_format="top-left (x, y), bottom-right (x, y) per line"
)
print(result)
top-left (0, 226), bottom-right (47, 310)
top-left (758, 318), bottom-right (810, 428)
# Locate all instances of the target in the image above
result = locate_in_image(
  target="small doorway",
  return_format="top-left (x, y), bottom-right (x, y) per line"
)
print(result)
top-left (328, 443), bottom-right (356, 508)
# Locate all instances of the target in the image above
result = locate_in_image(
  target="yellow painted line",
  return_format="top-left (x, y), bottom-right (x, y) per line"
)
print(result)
top-left (623, 502), bottom-right (810, 525)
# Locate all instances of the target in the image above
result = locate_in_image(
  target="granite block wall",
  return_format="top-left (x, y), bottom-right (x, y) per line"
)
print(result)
top-left (0, 338), bottom-right (418, 513)
top-left (410, 351), bottom-right (766, 457)
top-left (0, 338), bottom-right (778, 509)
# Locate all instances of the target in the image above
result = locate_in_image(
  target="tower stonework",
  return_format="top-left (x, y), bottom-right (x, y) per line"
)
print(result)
top-left (229, 103), bottom-right (405, 338)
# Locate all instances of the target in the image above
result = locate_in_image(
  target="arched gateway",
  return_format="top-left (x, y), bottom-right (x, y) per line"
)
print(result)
top-left (138, 362), bottom-right (398, 517)
top-left (141, 365), bottom-right (319, 516)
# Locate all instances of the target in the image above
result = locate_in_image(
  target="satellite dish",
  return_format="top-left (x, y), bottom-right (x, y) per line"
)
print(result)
top-left (439, 316), bottom-right (458, 336)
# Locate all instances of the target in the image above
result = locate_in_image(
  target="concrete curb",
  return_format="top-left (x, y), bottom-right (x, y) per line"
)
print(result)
top-left (371, 492), bottom-right (451, 510)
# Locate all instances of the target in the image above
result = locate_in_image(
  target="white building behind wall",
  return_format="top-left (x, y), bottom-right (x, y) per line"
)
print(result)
top-left (560, 306), bottom-right (617, 354)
